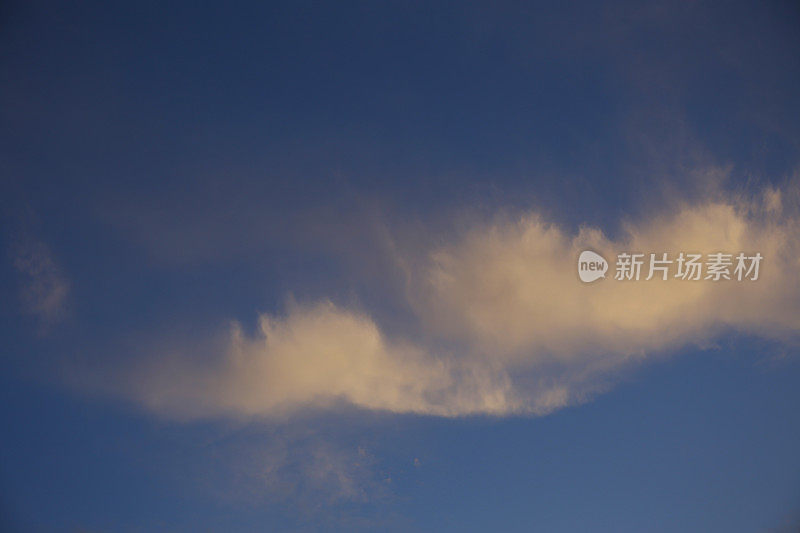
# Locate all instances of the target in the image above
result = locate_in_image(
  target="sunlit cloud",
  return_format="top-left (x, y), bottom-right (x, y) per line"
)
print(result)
top-left (88, 181), bottom-right (800, 419)
top-left (117, 300), bottom-right (519, 419)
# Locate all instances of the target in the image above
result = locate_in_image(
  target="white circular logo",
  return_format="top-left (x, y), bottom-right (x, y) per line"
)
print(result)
top-left (578, 250), bottom-right (608, 282)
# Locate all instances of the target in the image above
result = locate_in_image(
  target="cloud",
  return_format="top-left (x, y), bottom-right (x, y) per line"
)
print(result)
top-left (207, 427), bottom-right (391, 509)
top-left (118, 300), bottom-right (519, 419)
top-left (11, 238), bottom-right (70, 327)
top-left (89, 181), bottom-right (800, 419)
top-left (413, 186), bottom-right (800, 360)
top-left (120, 419), bottom-right (401, 528)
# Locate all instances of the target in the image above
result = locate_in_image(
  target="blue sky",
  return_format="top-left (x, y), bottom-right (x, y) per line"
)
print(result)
top-left (2, 1), bottom-right (800, 531)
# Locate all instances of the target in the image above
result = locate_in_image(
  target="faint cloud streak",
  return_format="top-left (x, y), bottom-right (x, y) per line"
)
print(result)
top-left (11, 237), bottom-right (70, 328)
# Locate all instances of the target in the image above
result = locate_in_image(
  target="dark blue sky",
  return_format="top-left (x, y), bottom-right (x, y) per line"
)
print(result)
top-left (2, 1), bottom-right (800, 531)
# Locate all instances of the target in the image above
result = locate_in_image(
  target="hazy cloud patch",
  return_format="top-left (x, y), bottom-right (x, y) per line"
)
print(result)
top-left (10, 236), bottom-right (70, 328)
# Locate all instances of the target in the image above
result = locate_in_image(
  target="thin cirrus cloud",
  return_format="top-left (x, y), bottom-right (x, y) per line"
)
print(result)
top-left (209, 429), bottom-right (391, 510)
top-left (102, 180), bottom-right (800, 420)
top-left (11, 237), bottom-right (70, 328)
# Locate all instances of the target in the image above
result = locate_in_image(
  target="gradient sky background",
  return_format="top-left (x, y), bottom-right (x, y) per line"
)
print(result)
top-left (2, 1), bottom-right (800, 532)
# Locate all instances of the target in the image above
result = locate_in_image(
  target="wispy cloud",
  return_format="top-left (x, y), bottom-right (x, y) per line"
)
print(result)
top-left (83, 179), bottom-right (800, 420)
top-left (170, 420), bottom-right (402, 528)
top-left (116, 300), bottom-right (518, 419)
top-left (10, 237), bottom-right (70, 328)
top-left (209, 428), bottom-right (390, 507)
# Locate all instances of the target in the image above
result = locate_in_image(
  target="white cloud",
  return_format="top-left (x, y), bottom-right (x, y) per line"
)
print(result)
top-left (93, 182), bottom-right (800, 419)
top-left (123, 300), bottom-right (519, 419)
top-left (414, 189), bottom-right (800, 360)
